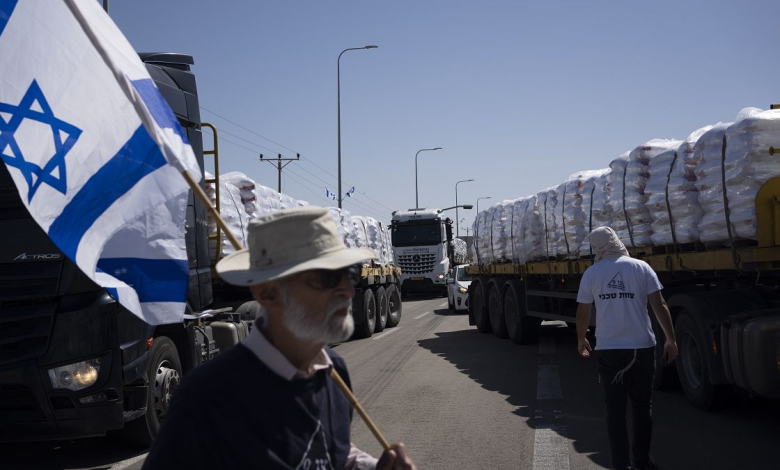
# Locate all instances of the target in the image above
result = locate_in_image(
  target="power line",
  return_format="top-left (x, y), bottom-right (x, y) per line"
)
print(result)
top-left (285, 167), bottom-right (389, 222)
top-left (198, 111), bottom-right (395, 215)
top-left (200, 106), bottom-right (299, 154)
top-left (296, 155), bottom-right (396, 213)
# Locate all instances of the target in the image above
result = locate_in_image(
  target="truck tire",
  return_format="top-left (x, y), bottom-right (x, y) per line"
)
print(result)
top-left (374, 286), bottom-right (388, 333)
top-left (504, 281), bottom-right (541, 345)
top-left (675, 312), bottom-right (727, 410)
top-left (385, 284), bottom-right (402, 328)
top-left (124, 336), bottom-right (182, 448)
top-left (471, 279), bottom-right (491, 333)
top-left (353, 289), bottom-right (377, 339)
top-left (487, 279), bottom-right (508, 338)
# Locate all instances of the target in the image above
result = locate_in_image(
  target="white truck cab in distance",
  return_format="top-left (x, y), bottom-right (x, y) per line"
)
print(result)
top-left (391, 208), bottom-right (452, 297)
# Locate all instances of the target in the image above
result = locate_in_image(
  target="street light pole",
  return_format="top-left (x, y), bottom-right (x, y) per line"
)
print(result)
top-left (414, 147), bottom-right (442, 209)
top-left (476, 196), bottom-right (492, 214)
top-left (455, 179), bottom-right (474, 238)
top-left (338, 45), bottom-right (377, 209)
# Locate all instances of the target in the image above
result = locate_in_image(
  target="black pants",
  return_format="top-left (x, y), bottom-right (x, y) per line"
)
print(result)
top-left (596, 347), bottom-right (655, 470)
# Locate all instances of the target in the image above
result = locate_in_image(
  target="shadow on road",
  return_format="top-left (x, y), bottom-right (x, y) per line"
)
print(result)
top-left (417, 322), bottom-right (612, 468)
top-left (417, 321), bottom-right (780, 470)
top-left (0, 432), bottom-right (146, 470)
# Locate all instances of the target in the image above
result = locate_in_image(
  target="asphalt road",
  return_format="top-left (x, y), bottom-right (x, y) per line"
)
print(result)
top-left (338, 295), bottom-right (780, 470)
top-left (3, 295), bottom-right (779, 469)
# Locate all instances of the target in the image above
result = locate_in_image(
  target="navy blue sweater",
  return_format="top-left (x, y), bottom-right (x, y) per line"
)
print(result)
top-left (143, 344), bottom-right (354, 470)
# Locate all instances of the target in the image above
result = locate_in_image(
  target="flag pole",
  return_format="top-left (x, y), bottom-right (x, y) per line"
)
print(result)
top-left (180, 170), bottom-right (391, 452)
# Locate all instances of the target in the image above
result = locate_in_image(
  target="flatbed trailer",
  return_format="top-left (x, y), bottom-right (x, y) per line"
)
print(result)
top-left (466, 179), bottom-right (780, 410)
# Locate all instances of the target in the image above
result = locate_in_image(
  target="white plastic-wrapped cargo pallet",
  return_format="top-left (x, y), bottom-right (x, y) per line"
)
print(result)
top-left (539, 186), bottom-right (560, 259)
top-left (722, 108), bottom-right (780, 241)
top-left (591, 169), bottom-right (612, 230)
top-left (694, 122), bottom-right (733, 243)
top-left (605, 153), bottom-right (630, 246)
top-left (452, 238), bottom-right (468, 265)
top-left (472, 209), bottom-right (491, 265)
top-left (623, 139), bottom-right (682, 248)
top-left (646, 126), bottom-right (711, 246)
top-left (576, 169), bottom-right (610, 257)
top-left (520, 196), bottom-right (547, 263)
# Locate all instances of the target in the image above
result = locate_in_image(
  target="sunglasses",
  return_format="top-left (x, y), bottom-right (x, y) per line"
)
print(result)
top-left (308, 264), bottom-right (362, 289)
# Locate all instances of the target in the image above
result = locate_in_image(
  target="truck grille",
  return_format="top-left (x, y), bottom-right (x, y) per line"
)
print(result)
top-left (0, 384), bottom-right (44, 422)
top-left (0, 262), bottom-right (60, 366)
top-left (396, 253), bottom-right (437, 274)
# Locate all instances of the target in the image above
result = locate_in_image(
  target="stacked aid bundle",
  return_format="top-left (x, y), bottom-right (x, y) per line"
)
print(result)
top-left (576, 169), bottom-right (610, 256)
top-left (325, 210), bottom-right (394, 266)
top-left (204, 172), bottom-right (249, 260)
top-left (518, 195), bottom-right (547, 263)
top-left (452, 238), bottom-right (468, 265)
top-left (558, 170), bottom-right (610, 258)
top-left (590, 170), bottom-right (612, 229)
top-left (486, 203), bottom-right (513, 263)
top-left (646, 126), bottom-right (711, 246)
top-left (538, 186), bottom-right (560, 259)
top-left (469, 107), bottom-right (780, 261)
top-left (605, 154), bottom-right (630, 245)
top-left (717, 108), bottom-right (780, 241)
top-left (693, 123), bottom-right (733, 243)
top-left (472, 209), bottom-right (492, 264)
top-left (623, 139), bottom-right (682, 247)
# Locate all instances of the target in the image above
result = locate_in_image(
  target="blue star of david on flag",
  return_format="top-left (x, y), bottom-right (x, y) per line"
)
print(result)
top-left (0, 80), bottom-right (82, 203)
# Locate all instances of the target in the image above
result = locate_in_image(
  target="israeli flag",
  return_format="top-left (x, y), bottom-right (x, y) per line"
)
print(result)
top-left (345, 186), bottom-right (356, 198)
top-left (0, 1), bottom-right (201, 324)
top-left (325, 187), bottom-right (336, 200)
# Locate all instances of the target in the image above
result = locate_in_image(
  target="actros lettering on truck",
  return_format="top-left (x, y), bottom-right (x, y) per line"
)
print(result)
top-left (13, 252), bottom-right (62, 261)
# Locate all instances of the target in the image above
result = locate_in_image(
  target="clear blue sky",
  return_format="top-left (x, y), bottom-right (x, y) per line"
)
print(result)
top-left (111, 1), bottom-right (780, 229)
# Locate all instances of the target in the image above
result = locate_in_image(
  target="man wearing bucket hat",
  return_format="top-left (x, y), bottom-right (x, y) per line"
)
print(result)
top-left (575, 227), bottom-right (677, 470)
top-left (144, 207), bottom-right (416, 470)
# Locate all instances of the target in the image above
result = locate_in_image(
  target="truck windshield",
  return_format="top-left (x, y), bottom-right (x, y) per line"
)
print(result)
top-left (456, 267), bottom-right (472, 281)
top-left (392, 221), bottom-right (441, 247)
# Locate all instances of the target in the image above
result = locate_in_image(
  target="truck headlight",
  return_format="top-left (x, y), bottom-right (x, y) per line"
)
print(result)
top-left (48, 359), bottom-right (101, 391)
top-left (458, 287), bottom-right (468, 294)
top-left (437, 274), bottom-right (445, 280)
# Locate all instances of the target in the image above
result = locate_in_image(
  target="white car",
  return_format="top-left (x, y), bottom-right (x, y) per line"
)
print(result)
top-left (447, 264), bottom-right (472, 312)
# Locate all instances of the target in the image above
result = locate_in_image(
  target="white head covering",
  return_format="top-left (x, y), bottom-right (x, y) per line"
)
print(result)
top-left (588, 226), bottom-right (629, 263)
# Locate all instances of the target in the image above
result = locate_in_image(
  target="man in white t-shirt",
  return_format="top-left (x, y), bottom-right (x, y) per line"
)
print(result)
top-left (576, 227), bottom-right (677, 470)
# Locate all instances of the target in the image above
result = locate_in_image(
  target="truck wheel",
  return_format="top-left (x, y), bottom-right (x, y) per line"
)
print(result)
top-left (386, 284), bottom-right (402, 328)
top-left (675, 313), bottom-right (727, 410)
top-left (353, 289), bottom-right (376, 338)
top-left (472, 279), bottom-right (491, 333)
top-left (374, 286), bottom-right (388, 333)
top-left (503, 281), bottom-right (540, 345)
top-left (651, 312), bottom-right (678, 390)
top-left (488, 279), bottom-right (508, 338)
top-left (124, 336), bottom-right (182, 447)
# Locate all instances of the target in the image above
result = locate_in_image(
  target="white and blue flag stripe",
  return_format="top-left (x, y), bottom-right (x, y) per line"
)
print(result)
top-left (0, 0), bottom-right (201, 324)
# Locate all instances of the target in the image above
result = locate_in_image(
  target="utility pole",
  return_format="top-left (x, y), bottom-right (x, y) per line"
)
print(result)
top-left (260, 153), bottom-right (300, 193)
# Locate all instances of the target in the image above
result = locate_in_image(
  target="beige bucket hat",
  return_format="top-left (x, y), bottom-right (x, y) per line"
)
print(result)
top-left (216, 206), bottom-right (377, 286)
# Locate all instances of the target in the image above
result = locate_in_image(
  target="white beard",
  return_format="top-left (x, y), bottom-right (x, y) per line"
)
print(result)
top-left (280, 287), bottom-right (355, 343)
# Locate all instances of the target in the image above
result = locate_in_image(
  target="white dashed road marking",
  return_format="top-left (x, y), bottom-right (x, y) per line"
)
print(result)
top-left (414, 311), bottom-right (430, 320)
top-left (532, 333), bottom-right (570, 470)
top-left (372, 327), bottom-right (401, 340)
top-left (110, 454), bottom-right (147, 469)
